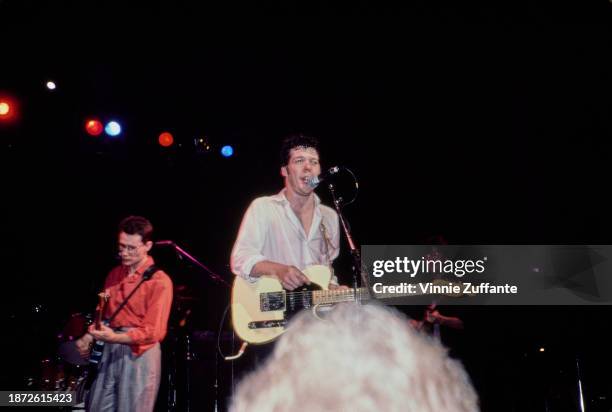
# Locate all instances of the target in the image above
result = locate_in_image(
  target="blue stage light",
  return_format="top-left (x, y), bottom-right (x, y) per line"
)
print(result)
top-left (105, 121), bottom-right (122, 137)
top-left (221, 145), bottom-right (234, 157)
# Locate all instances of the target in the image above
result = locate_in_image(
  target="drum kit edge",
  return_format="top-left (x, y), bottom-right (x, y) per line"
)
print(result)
top-left (32, 312), bottom-right (93, 409)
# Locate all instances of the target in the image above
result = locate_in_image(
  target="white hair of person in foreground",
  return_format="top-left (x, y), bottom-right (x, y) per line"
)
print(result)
top-left (230, 302), bottom-right (479, 412)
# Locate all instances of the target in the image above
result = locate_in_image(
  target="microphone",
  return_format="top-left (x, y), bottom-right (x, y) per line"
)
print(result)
top-left (155, 240), bottom-right (175, 246)
top-left (307, 166), bottom-right (340, 188)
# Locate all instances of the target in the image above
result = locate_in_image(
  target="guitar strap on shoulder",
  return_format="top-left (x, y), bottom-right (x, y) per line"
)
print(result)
top-left (142, 264), bottom-right (159, 280)
top-left (107, 264), bottom-right (159, 323)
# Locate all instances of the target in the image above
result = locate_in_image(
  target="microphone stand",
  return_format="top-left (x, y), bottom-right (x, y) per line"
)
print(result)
top-left (155, 241), bottom-right (229, 411)
top-left (156, 241), bottom-right (230, 288)
top-left (326, 182), bottom-right (362, 293)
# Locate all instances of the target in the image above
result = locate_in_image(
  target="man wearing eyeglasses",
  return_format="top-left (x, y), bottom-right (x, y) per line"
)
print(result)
top-left (75, 216), bottom-right (173, 412)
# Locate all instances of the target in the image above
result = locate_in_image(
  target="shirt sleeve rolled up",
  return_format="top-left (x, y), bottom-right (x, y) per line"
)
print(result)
top-left (231, 199), bottom-right (268, 282)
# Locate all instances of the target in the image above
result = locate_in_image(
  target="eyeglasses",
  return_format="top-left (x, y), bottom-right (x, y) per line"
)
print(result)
top-left (118, 243), bottom-right (144, 254)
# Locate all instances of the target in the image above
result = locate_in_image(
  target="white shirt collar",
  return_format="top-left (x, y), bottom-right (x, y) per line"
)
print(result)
top-left (271, 188), bottom-right (322, 208)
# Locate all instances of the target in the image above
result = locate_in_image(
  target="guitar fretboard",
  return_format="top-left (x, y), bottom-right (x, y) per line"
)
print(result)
top-left (310, 288), bottom-right (369, 305)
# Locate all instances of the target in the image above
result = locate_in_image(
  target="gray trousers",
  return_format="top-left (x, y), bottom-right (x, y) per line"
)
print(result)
top-left (86, 341), bottom-right (161, 412)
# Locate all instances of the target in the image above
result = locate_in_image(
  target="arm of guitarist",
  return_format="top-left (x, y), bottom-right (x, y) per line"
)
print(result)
top-left (231, 199), bottom-right (310, 291)
top-left (75, 292), bottom-right (107, 357)
top-left (251, 261), bottom-right (310, 291)
top-left (88, 324), bottom-right (133, 344)
top-left (124, 274), bottom-right (173, 345)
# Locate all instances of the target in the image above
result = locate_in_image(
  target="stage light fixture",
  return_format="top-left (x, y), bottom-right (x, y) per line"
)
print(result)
top-left (221, 145), bottom-right (234, 157)
top-left (85, 119), bottom-right (104, 136)
top-left (0, 96), bottom-right (18, 123)
top-left (105, 121), bottom-right (122, 137)
top-left (0, 102), bottom-right (9, 116)
top-left (159, 132), bottom-right (174, 147)
top-left (194, 136), bottom-right (212, 154)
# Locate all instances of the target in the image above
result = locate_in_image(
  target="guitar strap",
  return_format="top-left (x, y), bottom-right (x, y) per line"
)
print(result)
top-left (107, 265), bottom-right (159, 324)
top-left (319, 221), bottom-right (339, 285)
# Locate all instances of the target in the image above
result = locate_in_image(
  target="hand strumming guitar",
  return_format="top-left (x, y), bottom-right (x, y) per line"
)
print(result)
top-left (76, 333), bottom-right (94, 358)
top-left (276, 265), bottom-right (311, 290)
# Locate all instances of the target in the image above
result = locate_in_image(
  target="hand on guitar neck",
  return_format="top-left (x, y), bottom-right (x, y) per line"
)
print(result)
top-left (75, 291), bottom-right (110, 357)
top-left (86, 291), bottom-right (132, 344)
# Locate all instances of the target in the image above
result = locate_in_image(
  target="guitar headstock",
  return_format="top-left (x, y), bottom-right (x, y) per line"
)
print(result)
top-left (95, 292), bottom-right (110, 330)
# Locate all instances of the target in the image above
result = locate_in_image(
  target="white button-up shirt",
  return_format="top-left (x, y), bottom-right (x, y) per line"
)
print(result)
top-left (231, 189), bottom-right (340, 282)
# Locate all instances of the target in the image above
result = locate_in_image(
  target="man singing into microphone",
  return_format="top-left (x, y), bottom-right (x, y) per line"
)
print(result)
top-left (231, 133), bottom-right (345, 294)
top-left (76, 216), bottom-right (173, 412)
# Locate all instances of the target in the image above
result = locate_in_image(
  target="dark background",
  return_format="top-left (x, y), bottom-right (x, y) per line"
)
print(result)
top-left (1, 1), bottom-right (612, 411)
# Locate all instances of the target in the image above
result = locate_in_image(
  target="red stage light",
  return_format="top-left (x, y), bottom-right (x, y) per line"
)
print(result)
top-left (158, 132), bottom-right (174, 147)
top-left (0, 95), bottom-right (18, 123)
top-left (0, 102), bottom-right (10, 116)
top-left (85, 119), bottom-right (104, 136)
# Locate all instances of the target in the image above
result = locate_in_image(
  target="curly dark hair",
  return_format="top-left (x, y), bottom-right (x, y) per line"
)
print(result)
top-left (118, 215), bottom-right (154, 243)
top-left (280, 134), bottom-right (320, 166)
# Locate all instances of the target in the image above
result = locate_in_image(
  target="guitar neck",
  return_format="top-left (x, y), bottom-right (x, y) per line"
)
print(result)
top-left (311, 288), bottom-right (369, 305)
top-left (309, 287), bottom-right (421, 306)
top-left (95, 292), bottom-right (108, 330)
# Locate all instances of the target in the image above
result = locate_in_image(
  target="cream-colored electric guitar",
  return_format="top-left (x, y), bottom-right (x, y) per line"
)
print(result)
top-left (231, 265), bottom-right (363, 344)
top-left (231, 265), bottom-right (471, 345)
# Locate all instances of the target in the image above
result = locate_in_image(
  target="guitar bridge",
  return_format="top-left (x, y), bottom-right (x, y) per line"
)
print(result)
top-left (248, 320), bottom-right (287, 329)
